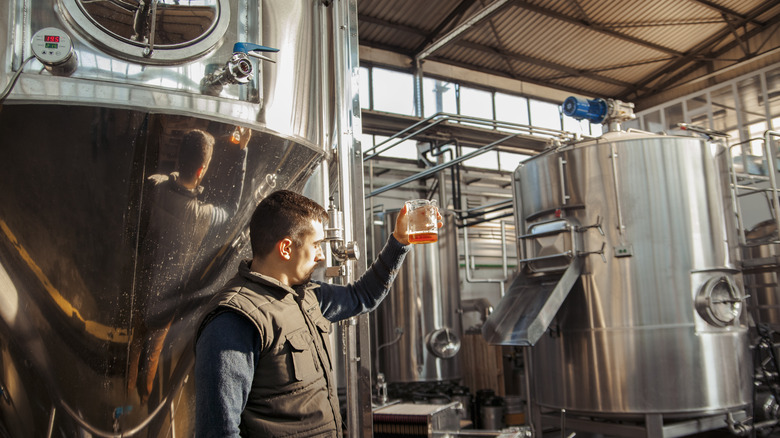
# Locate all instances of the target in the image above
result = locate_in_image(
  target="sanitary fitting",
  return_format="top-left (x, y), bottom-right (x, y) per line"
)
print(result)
top-left (461, 298), bottom-right (494, 328)
top-left (201, 42), bottom-right (278, 96)
top-left (376, 373), bottom-right (388, 405)
top-left (726, 410), bottom-right (780, 436)
top-left (324, 201), bottom-right (360, 276)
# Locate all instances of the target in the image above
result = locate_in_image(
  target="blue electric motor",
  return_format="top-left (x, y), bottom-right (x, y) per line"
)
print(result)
top-left (563, 96), bottom-right (608, 124)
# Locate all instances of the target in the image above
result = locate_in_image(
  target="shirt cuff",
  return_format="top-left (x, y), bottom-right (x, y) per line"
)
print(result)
top-left (387, 233), bottom-right (412, 256)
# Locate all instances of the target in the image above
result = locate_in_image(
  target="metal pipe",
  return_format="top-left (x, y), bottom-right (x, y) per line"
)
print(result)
top-left (363, 112), bottom-right (570, 160)
top-left (332, 0), bottom-right (373, 435)
top-left (460, 298), bottom-right (494, 325)
top-left (463, 223), bottom-right (510, 298)
top-left (609, 143), bottom-right (626, 240)
top-left (726, 411), bottom-right (780, 436)
top-left (728, 138), bottom-right (764, 245)
top-left (466, 199), bottom-right (513, 214)
top-left (362, 117), bottom-right (449, 161)
top-left (368, 133), bottom-right (520, 198)
top-left (145, 0), bottom-right (159, 57)
top-left (463, 211), bottom-right (515, 228)
top-left (523, 347), bottom-right (535, 438)
top-left (462, 200), bottom-right (514, 220)
top-left (501, 221), bottom-right (509, 279)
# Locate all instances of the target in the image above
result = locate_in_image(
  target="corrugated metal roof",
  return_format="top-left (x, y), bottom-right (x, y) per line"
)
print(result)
top-left (357, 0), bottom-right (780, 103)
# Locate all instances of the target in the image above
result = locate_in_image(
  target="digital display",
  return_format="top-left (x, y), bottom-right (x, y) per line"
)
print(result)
top-left (44, 35), bottom-right (60, 43)
top-left (45, 43), bottom-right (58, 49)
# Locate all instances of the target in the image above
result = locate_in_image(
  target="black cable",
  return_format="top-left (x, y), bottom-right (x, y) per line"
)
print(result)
top-left (0, 56), bottom-right (36, 104)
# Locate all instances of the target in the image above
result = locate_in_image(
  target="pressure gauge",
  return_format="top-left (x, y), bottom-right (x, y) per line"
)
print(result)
top-left (31, 28), bottom-right (77, 76)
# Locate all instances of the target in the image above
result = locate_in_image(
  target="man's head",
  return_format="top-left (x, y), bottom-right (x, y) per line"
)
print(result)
top-left (249, 190), bottom-right (330, 286)
top-left (177, 129), bottom-right (215, 184)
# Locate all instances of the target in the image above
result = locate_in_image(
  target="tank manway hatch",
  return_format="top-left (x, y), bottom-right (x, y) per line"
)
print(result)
top-left (482, 218), bottom-right (584, 346)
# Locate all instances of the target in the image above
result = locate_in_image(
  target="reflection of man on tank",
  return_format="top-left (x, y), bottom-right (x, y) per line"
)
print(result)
top-left (128, 128), bottom-right (247, 404)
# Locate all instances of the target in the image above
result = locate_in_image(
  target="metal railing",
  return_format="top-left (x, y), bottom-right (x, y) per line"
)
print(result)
top-left (363, 112), bottom-right (578, 198)
top-left (728, 131), bottom-right (780, 248)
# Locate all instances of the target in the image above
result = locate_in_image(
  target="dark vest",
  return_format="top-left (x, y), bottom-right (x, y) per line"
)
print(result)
top-left (200, 269), bottom-right (341, 437)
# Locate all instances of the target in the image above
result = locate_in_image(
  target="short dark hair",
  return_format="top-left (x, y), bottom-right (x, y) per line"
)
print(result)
top-left (250, 190), bottom-right (329, 257)
top-left (177, 129), bottom-right (214, 179)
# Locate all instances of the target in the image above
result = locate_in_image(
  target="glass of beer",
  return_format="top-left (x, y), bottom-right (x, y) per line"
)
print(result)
top-left (405, 199), bottom-right (438, 244)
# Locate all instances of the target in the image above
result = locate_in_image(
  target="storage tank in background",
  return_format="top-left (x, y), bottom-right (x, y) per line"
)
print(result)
top-left (371, 209), bottom-right (462, 387)
top-left (484, 97), bottom-right (751, 436)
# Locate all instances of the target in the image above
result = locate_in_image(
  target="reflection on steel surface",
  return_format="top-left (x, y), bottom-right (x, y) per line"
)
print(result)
top-left (0, 0), bottom-right (340, 432)
top-left (0, 106), bottom-right (322, 434)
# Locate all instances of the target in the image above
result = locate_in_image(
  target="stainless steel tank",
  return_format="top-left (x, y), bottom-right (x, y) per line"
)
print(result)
top-left (484, 131), bottom-right (750, 418)
top-left (0, 0), bottom-right (342, 435)
top-left (372, 210), bottom-right (462, 383)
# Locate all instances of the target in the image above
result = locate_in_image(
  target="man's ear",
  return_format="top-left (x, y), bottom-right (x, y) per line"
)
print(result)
top-left (278, 238), bottom-right (293, 260)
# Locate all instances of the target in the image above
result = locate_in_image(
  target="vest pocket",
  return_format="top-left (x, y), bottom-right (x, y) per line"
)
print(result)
top-left (313, 317), bottom-right (333, 370)
top-left (286, 329), bottom-right (318, 381)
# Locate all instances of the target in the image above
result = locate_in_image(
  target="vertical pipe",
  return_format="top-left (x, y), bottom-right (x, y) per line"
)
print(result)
top-left (463, 225), bottom-right (507, 297)
top-left (523, 347), bottom-right (537, 438)
top-left (609, 143), bottom-right (626, 240)
top-left (501, 221), bottom-right (508, 281)
top-left (761, 72), bottom-right (773, 131)
top-left (727, 143), bottom-right (747, 246)
top-left (332, 0), bottom-right (371, 435)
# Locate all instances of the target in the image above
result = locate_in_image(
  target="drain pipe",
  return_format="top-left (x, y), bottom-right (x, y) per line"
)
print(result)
top-left (463, 221), bottom-right (510, 298)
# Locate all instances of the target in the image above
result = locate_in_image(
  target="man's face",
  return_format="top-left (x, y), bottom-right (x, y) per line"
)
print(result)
top-left (288, 219), bottom-right (326, 285)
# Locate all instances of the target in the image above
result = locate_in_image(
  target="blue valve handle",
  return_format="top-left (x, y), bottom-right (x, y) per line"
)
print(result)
top-left (233, 42), bottom-right (279, 54)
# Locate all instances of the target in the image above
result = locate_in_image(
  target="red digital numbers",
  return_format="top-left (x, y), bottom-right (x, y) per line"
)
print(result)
top-left (44, 35), bottom-right (60, 43)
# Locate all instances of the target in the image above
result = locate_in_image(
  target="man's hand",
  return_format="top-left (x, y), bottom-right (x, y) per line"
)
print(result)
top-left (393, 203), bottom-right (443, 245)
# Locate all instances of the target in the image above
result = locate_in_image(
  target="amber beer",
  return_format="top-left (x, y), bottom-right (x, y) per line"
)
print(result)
top-left (406, 199), bottom-right (438, 244)
top-left (408, 231), bottom-right (438, 244)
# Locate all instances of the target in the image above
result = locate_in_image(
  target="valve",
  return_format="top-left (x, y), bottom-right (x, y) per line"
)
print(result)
top-left (324, 200), bottom-right (360, 277)
top-left (201, 42), bottom-right (278, 96)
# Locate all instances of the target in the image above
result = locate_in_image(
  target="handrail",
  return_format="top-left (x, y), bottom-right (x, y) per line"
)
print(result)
top-left (362, 111), bottom-right (575, 161)
top-left (367, 132), bottom-right (519, 198)
top-left (728, 131), bottom-right (780, 248)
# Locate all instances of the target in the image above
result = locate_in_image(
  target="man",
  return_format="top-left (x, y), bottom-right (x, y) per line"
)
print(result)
top-left (194, 190), bottom-right (438, 436)
top-left (128, 128), bottom-right (246, 403)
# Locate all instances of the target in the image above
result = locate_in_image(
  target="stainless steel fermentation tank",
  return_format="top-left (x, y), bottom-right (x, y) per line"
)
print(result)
top-left (372, 210), bottom-right (462, 383)
top-left (483, 130), bottom-right (751, 420)
top-left (0, 0), bottom-right (356, 435)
